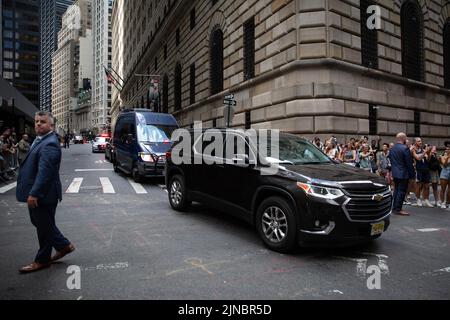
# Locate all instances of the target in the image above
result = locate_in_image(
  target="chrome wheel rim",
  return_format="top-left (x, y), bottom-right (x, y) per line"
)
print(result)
top-left (262, 206), bottom-right (288, 243)
top-left (170, 180), bottom-right (182, 206)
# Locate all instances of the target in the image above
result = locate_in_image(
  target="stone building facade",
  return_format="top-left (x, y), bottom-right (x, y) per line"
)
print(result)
top-left (111, 0), bottom-right (450, 146)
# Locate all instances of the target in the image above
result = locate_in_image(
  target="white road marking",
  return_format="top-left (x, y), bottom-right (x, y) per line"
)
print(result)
top-left (0, 182), bottom-right (17, 194)
top-left (96, 262), bottom-right (128, 270)
top-left (328, 290), bottom-right (344, 295)
top-left (99, 177), bottom-right (115, 193)
top-left (422, 267), bottom-right (450, 276)
top-left (66, 178), bottom-right (83, 193)
top-left (417, 228), bottom-right (440, 232)
top-left (127, 178), bottom-right (147, 194)
top-left (75, 169), bottom-right (113, 172)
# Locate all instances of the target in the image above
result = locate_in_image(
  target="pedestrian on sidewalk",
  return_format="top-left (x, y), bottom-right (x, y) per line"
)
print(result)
top-left (17, 134), bottom-right (30, 166)
top-left (16, 111), bottom-right (75, 274)
top-left (388, 133), bottom-right (415, 216)
top-left (412, 138), bottom-right (433, 207)
top-left (428, 146), bottom-right (441, 207)
top-left (439, 144), bottom-right (450, 209)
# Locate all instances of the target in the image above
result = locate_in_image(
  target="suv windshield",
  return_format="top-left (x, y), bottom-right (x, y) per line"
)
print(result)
top-left (258, 132), bottom-right (332, 165)
top-left (137, 125), bottom-right (177, 143)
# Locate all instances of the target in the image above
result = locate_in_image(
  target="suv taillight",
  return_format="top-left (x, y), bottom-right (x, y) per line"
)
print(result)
top-left (165, 151), bottom-right (171, 161)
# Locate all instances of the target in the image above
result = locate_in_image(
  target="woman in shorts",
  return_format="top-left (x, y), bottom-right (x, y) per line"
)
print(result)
top-left (439, 145), bottom-right (450, 209)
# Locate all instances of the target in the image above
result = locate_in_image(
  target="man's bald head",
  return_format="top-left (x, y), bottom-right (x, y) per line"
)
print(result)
top-left (396, 132), bottom-right (407, 144)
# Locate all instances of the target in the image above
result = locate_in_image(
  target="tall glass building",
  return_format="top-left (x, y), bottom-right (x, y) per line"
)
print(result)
top-left (39, 0), bottom-right (74, 112)
top-left (1, 0), bottom-right (40, 108)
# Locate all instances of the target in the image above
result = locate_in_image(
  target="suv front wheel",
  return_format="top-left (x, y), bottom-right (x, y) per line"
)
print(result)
top-left (168, 174), bottom-right (191, 211)
top-left (256, 196), bottom-right (297, 253)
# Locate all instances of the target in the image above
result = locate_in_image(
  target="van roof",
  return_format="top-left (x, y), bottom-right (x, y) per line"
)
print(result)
top-left (118, 109), bottom-right (178, 126)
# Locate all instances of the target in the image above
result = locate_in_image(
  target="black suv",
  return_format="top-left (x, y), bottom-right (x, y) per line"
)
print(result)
top-left (165, 129), bottom-right (392, 252)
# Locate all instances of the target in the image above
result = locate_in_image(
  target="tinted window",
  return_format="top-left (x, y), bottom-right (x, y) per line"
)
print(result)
top-left (258, 133), bottom-right (332, 165)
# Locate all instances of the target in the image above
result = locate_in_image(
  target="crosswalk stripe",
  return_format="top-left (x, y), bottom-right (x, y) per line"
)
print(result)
top-left (127, 178), bottom-right (148, 194)
top-left (66, 178), bottom-right (83, 193)
top-left (100, 177), bottom-right (115, 194)
top-left (0, 182), bottom-right (17, 194)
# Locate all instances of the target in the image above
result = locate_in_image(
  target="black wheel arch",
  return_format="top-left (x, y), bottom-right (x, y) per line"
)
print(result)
top-left (251, 186), bottom-right (300, 227)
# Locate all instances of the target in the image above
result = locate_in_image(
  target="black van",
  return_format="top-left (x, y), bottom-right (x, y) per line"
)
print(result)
top-left (113, 109), bottom-right (179, 182)
top-left (165, 129), bottom-right (392, 252)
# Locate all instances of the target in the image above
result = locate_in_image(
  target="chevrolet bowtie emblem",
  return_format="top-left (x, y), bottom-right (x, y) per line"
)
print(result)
top-left (372, 194), bottom-right (384, 202)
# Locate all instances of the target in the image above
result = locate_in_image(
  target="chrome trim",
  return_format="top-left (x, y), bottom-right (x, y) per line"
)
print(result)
top-left (342, 195), bottom-right (392, 223)
top-left (300, 221), bottom-right (335, 235)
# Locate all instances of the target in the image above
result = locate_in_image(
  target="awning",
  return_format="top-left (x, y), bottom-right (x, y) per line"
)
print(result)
top-left (0, 78), bottom-right (39, 122)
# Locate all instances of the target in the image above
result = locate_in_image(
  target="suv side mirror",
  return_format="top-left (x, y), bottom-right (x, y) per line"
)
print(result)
top-left (126, 134), bottom-right (135, 144)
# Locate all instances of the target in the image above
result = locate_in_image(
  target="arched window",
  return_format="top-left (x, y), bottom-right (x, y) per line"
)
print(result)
top-left (162, 74), bottom-right (169, 113)
top-left (174, 63), bottom-right (182, 111)
top-left (210, 26), bottom-right (223, 95)
top-left (444, 20), bottom-right (450, 89)
top-left (401, 0), bottom-right (424, 81)
top-left (360, 0), bottom-right (378, 69)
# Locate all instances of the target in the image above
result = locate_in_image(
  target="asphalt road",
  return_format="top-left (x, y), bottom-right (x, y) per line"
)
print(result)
top-left (0, 144), bottom-right (449, 300)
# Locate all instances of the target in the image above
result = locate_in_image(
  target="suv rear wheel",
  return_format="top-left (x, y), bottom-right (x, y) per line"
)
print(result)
top-left (256, 196), bottom-right (297, 253)
top-left (168, 174), bottom-right (191, 211)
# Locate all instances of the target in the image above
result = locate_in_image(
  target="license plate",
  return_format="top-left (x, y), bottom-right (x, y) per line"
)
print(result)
top-left (371, 221), bottom-right (385, 236)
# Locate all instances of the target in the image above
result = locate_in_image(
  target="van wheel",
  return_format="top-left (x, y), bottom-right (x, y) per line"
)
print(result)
top-left (256, 196), bottom-right (297, 253)
top-left (168, 174), bottom-right (190, 211)
top-left (132, 166), bottom-right (143, 183)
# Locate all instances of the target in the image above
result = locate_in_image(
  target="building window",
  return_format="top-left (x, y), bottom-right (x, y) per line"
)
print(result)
top-left (414, 111), bottom-right (420, 137)
top-left (163, 74), bottom-right (169, 113)
top-left (401, 0), bottom-right (424, 81)
top-left (174, 63), bottom-right (182, 111)
top-left (444, 20), bottom-right (450, 89)
top-left (212, 0), bottom-right (218, 6)
top-left (164, 44), bottom-right (167, 60)
top-left (176, 28), bottom-right (180, 46)
top-left (190, 8), bottom-right (196, 30)
top-left (369, 105), bottom-right (377, 135)
top-left (360, 0), bottom-right (378, 69)
top-left (244, 16), bottom-right (255, 81)
top-left (190, 63), bottom-right (195, 104)
top-left (210, 26), bottom-right (223, 95)
top-left (155, 57), bottom-right (158, 71)
top-left (245, 111), bottom-right (251, 129)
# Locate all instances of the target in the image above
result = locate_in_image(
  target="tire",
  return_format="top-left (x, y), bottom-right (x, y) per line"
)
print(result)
top-left (132, 165), bottom-right (143, 183)
top-left (256, 196), bottom-right (297, 253)
top-left (113, 161), bottom-right (120, 173)
top-left (168, 174), bottom-right (191, 211)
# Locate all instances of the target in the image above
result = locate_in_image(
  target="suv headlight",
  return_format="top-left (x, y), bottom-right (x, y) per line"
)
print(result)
top-left (297, 182), bottom-right (344, 200)
top-left (138, 152), bottom-right (154, 163)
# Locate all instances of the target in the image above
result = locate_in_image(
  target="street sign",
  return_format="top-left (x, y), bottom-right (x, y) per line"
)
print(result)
top-left (224, 93), bottom-right (234, 100)
top-left (223, 99), bottom-right (237, 106)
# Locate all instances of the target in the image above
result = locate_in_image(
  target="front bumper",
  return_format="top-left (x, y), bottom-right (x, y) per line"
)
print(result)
top-left (295, 191), bottom-right (392, 247)
top-left (137, 161), bottom-right (165, 177)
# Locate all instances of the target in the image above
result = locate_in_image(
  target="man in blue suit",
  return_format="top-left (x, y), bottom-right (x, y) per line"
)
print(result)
top-left (388, 132), bottom-right (416, 216)
top-left (16, 111), bottom-right (75, 273)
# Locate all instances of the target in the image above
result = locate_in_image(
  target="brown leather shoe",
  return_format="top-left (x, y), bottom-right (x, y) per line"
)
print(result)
top-left (51, 243), bottom-right (75, 262)
top-left (19, 262), bottom-right (50, 274)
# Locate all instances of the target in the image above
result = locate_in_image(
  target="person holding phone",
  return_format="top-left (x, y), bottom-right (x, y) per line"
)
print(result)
top-left (439, 144), bottom-right (450, 209)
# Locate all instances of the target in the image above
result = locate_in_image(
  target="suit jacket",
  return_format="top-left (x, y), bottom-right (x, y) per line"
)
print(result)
top-left (388, 143), bottom-right (415, 180)
top-left (16, 131), bottom-right (62, 205)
